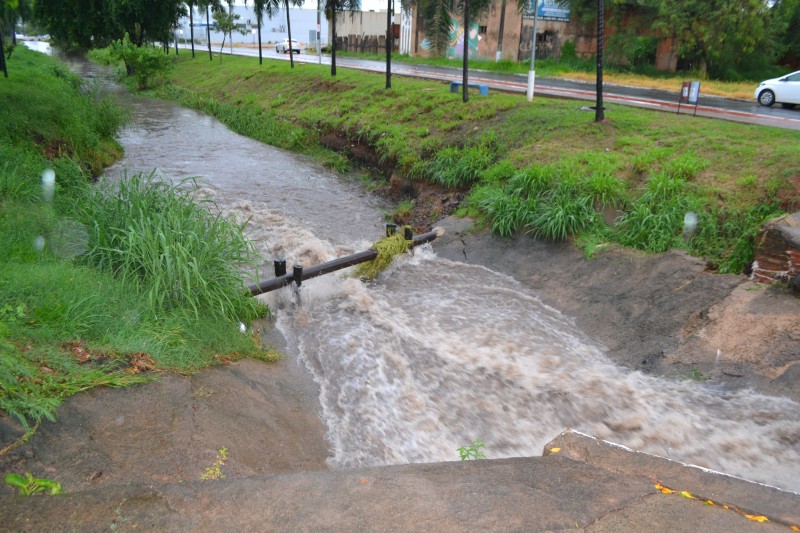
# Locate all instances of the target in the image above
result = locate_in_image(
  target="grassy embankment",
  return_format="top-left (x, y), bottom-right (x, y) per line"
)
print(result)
top-left (335, 50), bottom-right (761, 100)
top-left (0, 48), bottom-right (270, 442)
top-left (150, 52), bottom-right (799, 273)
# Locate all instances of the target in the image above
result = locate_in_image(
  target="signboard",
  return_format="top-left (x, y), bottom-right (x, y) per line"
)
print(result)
top-left (688, 81), bottom-right (700, 104)
top-left (677, 80), bottom-right (701, 115)
top-left (524, 0), bottom-right (570, 21)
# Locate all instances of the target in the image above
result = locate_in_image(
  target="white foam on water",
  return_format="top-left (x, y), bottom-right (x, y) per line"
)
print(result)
top-left (271, 246), bottom-right (800, 493)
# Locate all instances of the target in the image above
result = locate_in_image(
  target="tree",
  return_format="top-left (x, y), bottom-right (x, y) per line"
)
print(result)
top-left (249, 0), bottom-right (267, 64)
top-left (32, 0), bottom-right (185, 49)
top-left (772, 0), bottom-right (800, 68)
top-left (33, 0), bottom-right (109, 48)
top-left (2, 0), bottom-right (34, 76)
top-left (324, 0), bottom-right (360, 76)
top-left (263, 0), bottom-right (305, 69)
top-left (402, 0), bottom-right (494, 101)
top-left (186, 0), bottom-right (196, 57)
top-left (652, 0), bottom-right (774, 78)
top-left (212, 1), bottom-right (244, 62)
top-left (197, 0), bottom-right (222, 60)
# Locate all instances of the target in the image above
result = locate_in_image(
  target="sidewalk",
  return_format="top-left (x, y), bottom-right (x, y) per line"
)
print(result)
top-left (2, 430), bottom-right (798, 532)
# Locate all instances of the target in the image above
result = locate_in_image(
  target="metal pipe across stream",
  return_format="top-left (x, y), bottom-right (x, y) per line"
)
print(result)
top-left (247, 229), bottom-right (440, 296)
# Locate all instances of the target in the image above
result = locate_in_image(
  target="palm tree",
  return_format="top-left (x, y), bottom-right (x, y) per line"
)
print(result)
top-left (403, 0), bottom-right (493, 102)
top-left (186, 0), bottom-right (196, 57)
top-left (197, 0), bottom-right (222, 60)
top-left (324, 0), bottom-right (360, 76)
top-left (0, 31), bottom-right (7, 78)
top-left (248, 0), bottom-right (267, 64)
top-left (265, 0), bottom-right (305, 69)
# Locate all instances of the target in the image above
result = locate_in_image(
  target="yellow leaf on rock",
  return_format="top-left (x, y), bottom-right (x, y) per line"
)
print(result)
top-left (789, 525), bottom-right (799, 531)
top-left (680, 490), bottom-right (695, 499)
top-left (743, 514), bottom-right (769, 523)
top-left (704, 500), bottom-right (715, 506)
top-left (549, 448), bottom-right (561, 453)
top-left (654, 483), bottom-right (672, 494)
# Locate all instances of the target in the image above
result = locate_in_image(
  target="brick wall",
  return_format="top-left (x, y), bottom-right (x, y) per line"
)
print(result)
top-left (751, 213), bottom-right (800, 287)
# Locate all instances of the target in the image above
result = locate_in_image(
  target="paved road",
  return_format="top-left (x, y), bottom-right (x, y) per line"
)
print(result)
top-left (186, 43), bottom-right (800, 131)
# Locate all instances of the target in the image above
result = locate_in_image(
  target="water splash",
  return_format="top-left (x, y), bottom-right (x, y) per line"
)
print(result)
top-left (271, 249), bottom-right (800, 492)
top-left (41, 168), bottom-right (55, 203)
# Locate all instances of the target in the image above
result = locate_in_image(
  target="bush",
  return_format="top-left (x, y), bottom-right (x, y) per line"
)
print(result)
top-left (616, 173), bottom-right (705, 253)
top-left (526, 183), bottom-right (596, 241)
top-left (109, 33), bottom-right (173, 89)
top-left (81, 172), bottom-right (264, 322)
top-left (428, 144), bottom-right (496, 189)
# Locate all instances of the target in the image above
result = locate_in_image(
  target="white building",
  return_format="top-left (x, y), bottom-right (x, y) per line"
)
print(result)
top-left (179, 5), bottom-right (330, 48)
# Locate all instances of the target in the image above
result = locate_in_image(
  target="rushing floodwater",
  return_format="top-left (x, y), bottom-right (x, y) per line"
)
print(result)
top-left (55, 49), bottom-right (800, 493)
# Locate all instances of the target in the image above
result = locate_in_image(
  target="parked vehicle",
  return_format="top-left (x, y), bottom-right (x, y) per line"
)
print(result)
top-left (754, 70), bottom-right (800, 108)
top-left (276, 39), bottom-right (302, 54)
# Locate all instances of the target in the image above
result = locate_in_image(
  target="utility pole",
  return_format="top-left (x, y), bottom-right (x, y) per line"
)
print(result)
top-left (462, 0), bottom-right (469, 103)
top-left (317, 0), bottom-right (322, 64)
top-left (595, 0), bottom-right (604, 121)
top-left (385, 0), bottom-right (392, 88)
top-left (526, 0), bottom-right (539, 101)
top-left (496, 0), bottom-right (507, 62)
top-left (0, 32), bottom-right (8, 78)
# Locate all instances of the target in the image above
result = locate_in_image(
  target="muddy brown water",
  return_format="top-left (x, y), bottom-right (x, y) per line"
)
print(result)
top-left (4, 49), bottom-right (800, 494)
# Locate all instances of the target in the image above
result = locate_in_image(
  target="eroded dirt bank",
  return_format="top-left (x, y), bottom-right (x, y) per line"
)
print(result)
top-left (433, 215), bottom-right (800, 402)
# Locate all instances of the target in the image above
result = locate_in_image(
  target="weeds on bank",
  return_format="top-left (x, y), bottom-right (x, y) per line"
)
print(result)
top-left (4, 472), bottom-right (63, 495)
top-left (82, 172), bottom-right (264, 322)
top-left (458, 439), bottom-right (487, 461)
top-left (200, 447), bottom-right (229, 480)
top-left (153, 52), bottom-right (798, 274)
top-left (1, 49), bottom-right (269, 434)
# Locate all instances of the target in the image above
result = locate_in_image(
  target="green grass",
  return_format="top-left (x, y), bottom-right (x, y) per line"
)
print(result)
top-left (148, 52), bottom-right (799, 271)
top-left (334, 50), bottom-right (765, 99)
top-left (1, 48), bottom-right (271, 432)
top-left (81, 172), bottom-right (264, 322)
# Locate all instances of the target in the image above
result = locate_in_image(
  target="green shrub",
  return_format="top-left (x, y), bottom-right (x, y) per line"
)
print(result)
top-left (585, 171), bottom-right (626, 208)
top-left (688, 204), bottom-right (784, 273)
top-left (428, 144), bottom-right (496, 188)
top-left (474, 185), bottom-right (536, 237)
top-left (81, 172), bottom-right (264, 322)
top-left (507, 166), bottom-right (555, 198)
top-left (526, 183), bottom-right (596, 241)
top-left (109, 33), bottom-right (174, 89)
top-left (616, 173), bottom-right (706, 253)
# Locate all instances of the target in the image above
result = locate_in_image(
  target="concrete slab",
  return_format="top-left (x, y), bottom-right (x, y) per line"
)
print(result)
top-left (2, 431), bottom-right (797, 532)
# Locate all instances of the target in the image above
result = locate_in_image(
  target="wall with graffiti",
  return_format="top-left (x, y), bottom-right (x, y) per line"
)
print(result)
top-left (446, 18), bottom-right (480, 59)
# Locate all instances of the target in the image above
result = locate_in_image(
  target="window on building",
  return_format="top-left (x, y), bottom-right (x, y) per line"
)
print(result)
top-left (479, 25), bottom-right (487, 35)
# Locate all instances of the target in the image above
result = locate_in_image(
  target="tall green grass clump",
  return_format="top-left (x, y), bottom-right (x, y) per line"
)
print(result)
top-left (687, 204), bottom-right (784, 273)
top-left (427, 143), bottom-right (497, 189)
top-left (0, 48), bottom-right (127, 177)
top-left (616, 172), bottom-right (705, 253)
top-left (1, 49), bottom-right (269, 434)
top-left (475, 159), bottom-right (614, 242)
top-left (81, 172), bottom-right (264, 322)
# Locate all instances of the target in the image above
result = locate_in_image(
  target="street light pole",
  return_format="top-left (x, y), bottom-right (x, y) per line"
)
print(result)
top-left (317, 0), bottom-right (322, 64)
top-left (526, 0), bottom-right (539, 102)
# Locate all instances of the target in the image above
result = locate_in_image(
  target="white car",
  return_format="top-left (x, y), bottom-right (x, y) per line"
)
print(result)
top-left (276, 39), bottom-right (302, 54)
top-left (754, 70), bottom-right (800, 108)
